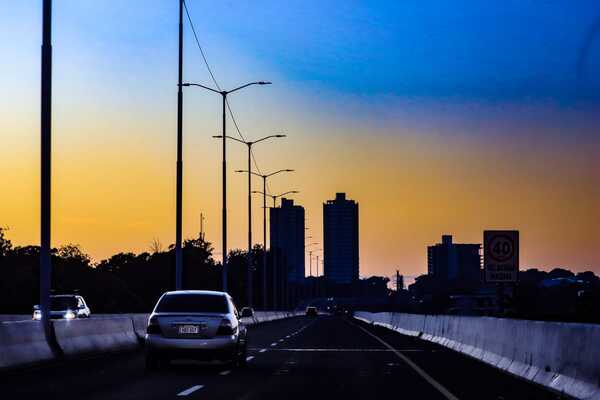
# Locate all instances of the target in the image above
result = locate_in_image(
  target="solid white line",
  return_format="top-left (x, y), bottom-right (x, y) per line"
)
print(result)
top-left (259, 349), bottom-right (267, 353)
top-left (246, 356), bottom-right (255, 362)
top-left (219, 370), bottom-right (231, 376)
top-left (177, 385), bottom-right (204, 396)
top-left (351, 321), bottom-right (460, 400)
top-left (265, 348), bottom-right (416, 352)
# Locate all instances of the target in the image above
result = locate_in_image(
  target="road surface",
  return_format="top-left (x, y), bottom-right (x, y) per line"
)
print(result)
top-left (0, 315), bottom-right (564, 399)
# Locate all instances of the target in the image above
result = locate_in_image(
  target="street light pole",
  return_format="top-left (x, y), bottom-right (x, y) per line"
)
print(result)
top-left (252, 189), bottom-right (298, 309)
top-left (183, 81), bottom-right (271, 292)
top-left (235, 162), bottom-right (291, 307)
top-left (175, 0), bottom-right (184, 290)
top-left (40, 0), bottom-right (52, 341)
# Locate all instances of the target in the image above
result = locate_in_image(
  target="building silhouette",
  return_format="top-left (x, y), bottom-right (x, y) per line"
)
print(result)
top-left (428, 235), bottom-right (481, 284)
top-left (323, 193), bottom-right (359, 284)
top-left (270, 198), bottom-right (305, 283)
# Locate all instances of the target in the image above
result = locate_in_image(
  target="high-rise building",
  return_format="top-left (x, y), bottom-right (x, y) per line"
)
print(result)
top-left (323, 193), bottom-right (359, 284)
top-left (427, 235), bottom-right (481, 284)
top-left (270, 198), bottom-right (305, 283)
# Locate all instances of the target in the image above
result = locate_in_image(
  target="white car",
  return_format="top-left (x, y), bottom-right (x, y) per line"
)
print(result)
top-left (145, 290), bottom-right (251, 369)
top-left (33, 294), bottom-right (91, 320)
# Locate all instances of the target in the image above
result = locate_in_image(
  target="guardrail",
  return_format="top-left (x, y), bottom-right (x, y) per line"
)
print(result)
top-left (354, 312), bottom-right (600, 400)
top-left (0, 311), bottom-right (304, 371)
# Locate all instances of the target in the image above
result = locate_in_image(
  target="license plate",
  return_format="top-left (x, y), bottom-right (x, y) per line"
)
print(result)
top-left (178, 325), bottom-right (199, 334)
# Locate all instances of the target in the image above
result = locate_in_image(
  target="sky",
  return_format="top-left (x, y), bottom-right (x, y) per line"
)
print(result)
top-left (1, 1), bottom-right (599, 281)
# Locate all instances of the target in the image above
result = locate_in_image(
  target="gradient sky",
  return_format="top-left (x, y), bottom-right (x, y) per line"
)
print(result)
top-left (1, 1), bottom-right (599, 282)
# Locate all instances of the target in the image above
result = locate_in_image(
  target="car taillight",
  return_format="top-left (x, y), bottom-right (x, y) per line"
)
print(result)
top-left (147, 317), bottom-right (162, 334)
top-left (216, 318), bottom-right (236, 335)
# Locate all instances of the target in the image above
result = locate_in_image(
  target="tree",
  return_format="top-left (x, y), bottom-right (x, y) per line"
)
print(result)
top-left (0, 227), bottom-right (12, 257)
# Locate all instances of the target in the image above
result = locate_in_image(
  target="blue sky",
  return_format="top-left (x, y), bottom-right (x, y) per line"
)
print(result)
top-left (1, 1), bottom-right (599, 275)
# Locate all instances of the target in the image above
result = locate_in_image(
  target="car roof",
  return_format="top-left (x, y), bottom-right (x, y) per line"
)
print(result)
top-left (162, 290), bottom-right (228, 297)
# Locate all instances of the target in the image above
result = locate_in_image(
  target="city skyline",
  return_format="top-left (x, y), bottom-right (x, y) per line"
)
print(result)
top-left (1, 1), bottom-right (599, 280)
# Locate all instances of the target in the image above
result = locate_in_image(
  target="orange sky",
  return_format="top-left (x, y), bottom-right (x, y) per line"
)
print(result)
top-left (1, 3), bottom-right (599, 281)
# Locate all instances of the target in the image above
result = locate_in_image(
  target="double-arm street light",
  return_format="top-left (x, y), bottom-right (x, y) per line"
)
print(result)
top-left (235, 165), bottom-right (293, 308)
top-left (182, 81), bottom-right (271, 292)
top-left (251, 189), bottom-right (298, 309)
top-left (252, 190), bottom-right (299, 208)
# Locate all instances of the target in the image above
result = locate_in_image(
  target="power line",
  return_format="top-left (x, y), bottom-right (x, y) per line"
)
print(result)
top-left (183, 0), bottom-right (269, 189)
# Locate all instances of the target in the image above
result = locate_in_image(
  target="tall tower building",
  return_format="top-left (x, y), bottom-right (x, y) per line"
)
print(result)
top-left (270, 198), bottom-right (305, 283)
top-left (323, 193), bottom-right (359, 284)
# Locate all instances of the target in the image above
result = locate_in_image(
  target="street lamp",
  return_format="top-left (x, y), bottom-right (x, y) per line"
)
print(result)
top-left (251, 189), bottom-right (298, 309)
top-left (183, 81), bottom-right (271, 292)
top-left (235, 166), bottom-right (293, 308)
top-left (208, 134), bottom-right (285, 307)
top-left (251, 190), bottom-right (299, 207)
top-left (306, 242), bottom-right (319, 277)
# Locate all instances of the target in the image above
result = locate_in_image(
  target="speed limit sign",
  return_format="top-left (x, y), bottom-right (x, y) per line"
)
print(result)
top-left (484, 230), bottom-right (519, 282)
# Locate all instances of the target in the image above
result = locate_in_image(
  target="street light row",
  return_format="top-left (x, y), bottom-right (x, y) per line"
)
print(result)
top-left (181, 82), bottom-right (299, 308)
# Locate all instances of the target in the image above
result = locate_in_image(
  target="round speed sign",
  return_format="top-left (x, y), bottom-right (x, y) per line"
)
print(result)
top-left (487, 234), bottom-right (515, 263)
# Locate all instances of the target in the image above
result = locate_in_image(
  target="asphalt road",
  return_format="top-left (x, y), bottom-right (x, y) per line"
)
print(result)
top-left (0, 315), bottom-right (564, 400)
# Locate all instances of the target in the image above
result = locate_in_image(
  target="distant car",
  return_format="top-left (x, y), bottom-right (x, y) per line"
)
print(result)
top-left (145, 290), bottom-right (249, 370)
top-left (32, 294), bottom-right (91, 320)
top-left (305, 306), bottom-right (318, 316)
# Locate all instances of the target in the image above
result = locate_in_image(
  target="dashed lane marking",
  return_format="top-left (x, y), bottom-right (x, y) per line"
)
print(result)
top-left (219, 370), bottom-right (231, 376)
top-left (177, 385), bottom-right (204, 396)
top-left (259, 349), bottom-right (267, 353)
top-left (246, 356), bottom-right (255, 362)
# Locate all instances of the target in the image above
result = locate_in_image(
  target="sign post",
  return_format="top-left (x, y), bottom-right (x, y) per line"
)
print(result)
top-left (484, 230), bottom-right (519, 313)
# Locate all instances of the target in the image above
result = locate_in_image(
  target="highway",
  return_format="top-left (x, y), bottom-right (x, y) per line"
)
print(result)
top-left (0, 315), bottom-right (563, 400)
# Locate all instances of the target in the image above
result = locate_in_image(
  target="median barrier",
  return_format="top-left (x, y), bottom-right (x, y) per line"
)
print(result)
top-left (354, 312), bottom-right (600, 400)
top-left (0, 321), bottom-right (55, 370)
top-left (53, 317), bottom-right (138, 358)
top-left (130, 314), bottom-right (149, 339)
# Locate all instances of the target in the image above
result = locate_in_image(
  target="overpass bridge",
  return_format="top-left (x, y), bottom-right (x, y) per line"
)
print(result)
top-left (1, 313), bottom-right (596, 400)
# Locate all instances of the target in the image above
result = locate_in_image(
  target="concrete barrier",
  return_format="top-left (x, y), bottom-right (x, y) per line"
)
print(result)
top-left (130, 314), bottom-right (149, 339)
top-left (53, 317), bottom-right (138, 358)
top-left (355, 312), bottom-right (600, 400)
top-left (0, 321), bottom-right (55, 369)
top-left (0, 311), bottom-right (303, 370)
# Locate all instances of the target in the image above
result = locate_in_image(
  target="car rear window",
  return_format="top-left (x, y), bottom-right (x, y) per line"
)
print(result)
top-left (155, 294), bottom-right (229, 313)
top-left (50, 296), bottom-right (78, 311)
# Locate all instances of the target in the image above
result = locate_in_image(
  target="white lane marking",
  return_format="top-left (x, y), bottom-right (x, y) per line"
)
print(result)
top-left (264, 348), bottom-right (414, 352)
top-left (278, 338), bottom-right (285, 342)
top-left (259, 349), bottom-right (267, 353)
top-left (285, 335), bottom-right (291, 338)
top-left (219, 370), bottom-right (231, 376)
top-left (246, 356), bottom-right (255, 362)
top-left (177, 385), bottom-right (204, 396)
top-left (351, 321), bottom-right (460, 400)
top-left (270, 342), bottom-right (278, 347)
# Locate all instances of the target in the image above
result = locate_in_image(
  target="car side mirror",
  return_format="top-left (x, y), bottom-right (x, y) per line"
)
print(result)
top-left (240, 307), bottom-right (254, 318)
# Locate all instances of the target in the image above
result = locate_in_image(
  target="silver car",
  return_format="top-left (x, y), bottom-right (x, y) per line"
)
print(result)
top-left (145, 290), bottom-right (251, 369)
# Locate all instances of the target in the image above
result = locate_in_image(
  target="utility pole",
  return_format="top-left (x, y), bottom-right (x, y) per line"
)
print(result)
top-left (40, 0), bottom-right (52, 342)
top-left (175, 0), bottom-right (184, 290)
